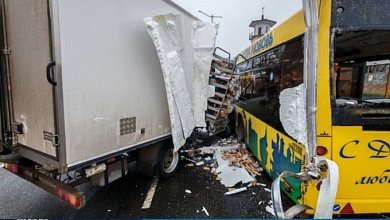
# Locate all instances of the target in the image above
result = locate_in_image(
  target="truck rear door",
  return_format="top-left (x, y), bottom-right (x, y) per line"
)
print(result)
top-left (4, 0), bottom-right (57, 157)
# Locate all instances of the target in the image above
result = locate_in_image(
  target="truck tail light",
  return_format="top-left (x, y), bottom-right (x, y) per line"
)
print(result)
top-left (4, 163), bottom-right (19, 174)
top-left (316, 146), bottom-right (328, 156)
top-left (56, 187), bottom-right (84, 208)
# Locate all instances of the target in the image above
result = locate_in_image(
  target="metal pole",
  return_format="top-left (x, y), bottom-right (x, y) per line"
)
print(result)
top-left (198, 10), bottom-right (222, 22)
top-left (1, 0), bottom-right (14, 139)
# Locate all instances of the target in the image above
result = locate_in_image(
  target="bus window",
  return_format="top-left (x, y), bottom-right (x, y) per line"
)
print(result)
top-left (280, 38), bottom-right (304, 92)
top-left (362, 60), bottom-right (390, 100)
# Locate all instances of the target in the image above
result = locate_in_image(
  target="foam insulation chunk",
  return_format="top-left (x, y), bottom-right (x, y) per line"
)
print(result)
top-left (144, 14), bottom-right (195, 151)
top-left (191, 22), bottom-right (219, 127)
top-left (279, 84), bottom-right (307, 146)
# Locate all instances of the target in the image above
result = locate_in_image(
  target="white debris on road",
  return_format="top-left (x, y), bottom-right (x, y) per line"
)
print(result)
top-left (0, 162), bottom-right (4, 168)
top-left (266, 205), bottom-right (275, 216)
top-left (265, 200), bottom-right (275, 216)
top-left (182, 137), bottom-right (266, 194)
top-left (224, 187), bottom-right (247, 195)
top-left (196, 161), bottom-right (204, 166)
top-left (185, 189), bottom-right (192, 194)
top-left (215, 150), bottom-right (255, 187)
top-left (202, 206), bottom-right (209, 216)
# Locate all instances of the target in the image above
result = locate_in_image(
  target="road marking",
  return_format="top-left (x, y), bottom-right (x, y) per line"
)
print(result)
top-left (141, 178), bottom-right (158, 209)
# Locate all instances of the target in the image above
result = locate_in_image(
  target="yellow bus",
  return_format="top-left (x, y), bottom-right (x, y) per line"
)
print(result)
top-left (233, 0), bottom-right (390, 216)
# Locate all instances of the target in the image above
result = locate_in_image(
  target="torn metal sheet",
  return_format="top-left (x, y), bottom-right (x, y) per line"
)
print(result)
top-left (271, 171), bottom-right (312, 219)
top-left (191, 21), bottom-right (219, 127)
top-left (144, 14), bottom-right (195, 151)
top-left (314, 157), bottom-right (339, 219)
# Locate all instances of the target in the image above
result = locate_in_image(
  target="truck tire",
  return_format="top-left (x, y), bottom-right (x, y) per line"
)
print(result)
top-left (156, 142), bottom-right (179, 179)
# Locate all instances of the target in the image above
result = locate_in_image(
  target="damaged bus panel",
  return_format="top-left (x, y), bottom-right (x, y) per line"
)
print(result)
top-left (233, 0), bottom-right (390, 217)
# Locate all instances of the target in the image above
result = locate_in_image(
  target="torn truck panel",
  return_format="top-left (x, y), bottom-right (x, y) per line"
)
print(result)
top-left (191, 22), bottom-right (219, 128)
top-left (279, 84), bottom-right (307, 146)
top-left (144, 14), bottom-right (195, 152)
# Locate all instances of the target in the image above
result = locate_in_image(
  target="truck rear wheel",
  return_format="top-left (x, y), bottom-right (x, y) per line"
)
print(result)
top-left (156, 142), bottom-right (179, 179)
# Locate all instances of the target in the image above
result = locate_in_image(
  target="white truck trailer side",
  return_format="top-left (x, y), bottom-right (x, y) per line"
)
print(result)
top-left (0, 0), bottom-right (198, 208)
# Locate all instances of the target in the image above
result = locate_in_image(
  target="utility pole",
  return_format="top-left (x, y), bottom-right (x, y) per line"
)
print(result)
top-left (198, 10), bottom-right (222, 22)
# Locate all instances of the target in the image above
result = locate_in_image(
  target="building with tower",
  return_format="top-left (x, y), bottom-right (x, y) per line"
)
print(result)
top-left (249, 8), bottom-right (277, 43)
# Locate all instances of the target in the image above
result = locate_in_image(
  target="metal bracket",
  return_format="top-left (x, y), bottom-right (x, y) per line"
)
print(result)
top-left (43, 131), bottom-right (60, 147)
top-left (3, 48), bottom-right (11, 55)
top-left (12, 122), bottom-right (24, 134)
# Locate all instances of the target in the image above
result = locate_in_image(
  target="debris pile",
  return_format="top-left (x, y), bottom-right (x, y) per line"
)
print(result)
top-left (220, 145), bottom-right (262, 176)
top-left (182, 137), bottom-right (264, 193)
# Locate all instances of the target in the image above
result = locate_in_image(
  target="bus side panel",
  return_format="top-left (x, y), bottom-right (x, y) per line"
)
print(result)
top-left (235, 105), bottom-right (306, 204)
top-left (331, 126), bottom-right (390, 213)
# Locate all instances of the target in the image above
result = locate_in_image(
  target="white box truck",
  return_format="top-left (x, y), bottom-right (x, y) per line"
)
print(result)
top-left (0, 0), bottom-right (198, 208)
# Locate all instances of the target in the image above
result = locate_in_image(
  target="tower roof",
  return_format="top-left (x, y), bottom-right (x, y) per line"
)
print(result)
top-left (249, 19), bottom-right (276, 27)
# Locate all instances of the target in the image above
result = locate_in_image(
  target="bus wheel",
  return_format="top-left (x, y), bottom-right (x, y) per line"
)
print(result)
top-left (156, 142), bottom-right (179, 179)
top-left (237, 116), bottom-right (245, 142)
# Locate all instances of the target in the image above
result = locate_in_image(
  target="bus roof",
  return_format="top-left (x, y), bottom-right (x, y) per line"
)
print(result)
top-left (236, 9), bottom-right (305, 64)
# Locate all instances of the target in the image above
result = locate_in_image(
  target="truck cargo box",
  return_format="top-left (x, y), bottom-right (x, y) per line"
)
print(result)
top-left (0, 0), bottom-right (197, 174)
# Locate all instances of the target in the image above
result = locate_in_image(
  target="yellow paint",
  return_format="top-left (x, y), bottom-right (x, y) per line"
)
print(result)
top-left (235, 105), bottom-right (306, 204)
top-left (316, 0), bottom-right (332, 139)
top-left (236, 10), bottom-right (305, 64)
top-left (234, 0), bottom-right (390, 215)
top-left (386, 69), bottom-right (390, 98)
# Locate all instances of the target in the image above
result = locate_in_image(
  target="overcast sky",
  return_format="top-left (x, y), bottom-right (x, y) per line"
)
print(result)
top-left (172, 0), bottom-right (303, 56)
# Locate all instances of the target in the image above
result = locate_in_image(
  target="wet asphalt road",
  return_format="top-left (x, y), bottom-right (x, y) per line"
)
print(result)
top-left (0, 159), bottom-right (288, 219)
top-left (1, 160), bottom-right (390, 219)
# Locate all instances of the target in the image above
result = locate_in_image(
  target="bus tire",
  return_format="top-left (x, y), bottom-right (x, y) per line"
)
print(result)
top-left (218, 119), bottom-right (234, 138)
top-left (156, 141), bottom-right (180, 179)
top-left (237, 116), bottom-right (245, 143)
